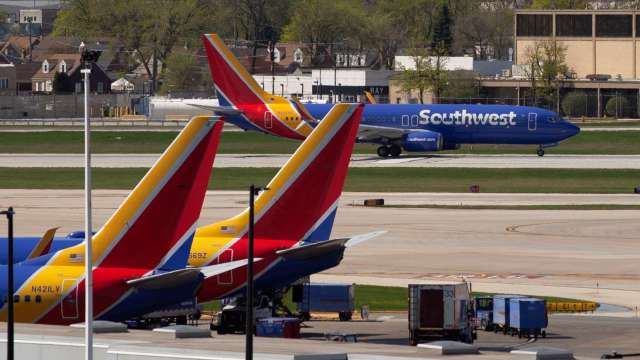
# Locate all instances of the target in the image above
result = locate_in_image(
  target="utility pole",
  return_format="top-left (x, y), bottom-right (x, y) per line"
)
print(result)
top-left (27, 17), bottom-right (32, 63)
top-left (2, 207), bottom-right (15, 360)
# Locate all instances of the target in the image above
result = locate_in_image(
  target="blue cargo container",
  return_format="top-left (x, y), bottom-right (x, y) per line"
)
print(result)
top-left (294, 283), bottom-right (354, 321)
top-left (509, 298), bottom-right (547, 338)
top-left (492, 294), bottom-right (526, 332)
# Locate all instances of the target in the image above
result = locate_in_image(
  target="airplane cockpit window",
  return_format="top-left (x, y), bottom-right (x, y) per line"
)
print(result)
top-left (549, 116), bottom-right (558, 123)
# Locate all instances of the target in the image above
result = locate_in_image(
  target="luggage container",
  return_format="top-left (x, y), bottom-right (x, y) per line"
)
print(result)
top-left (293, 283), bottom-right (355, 321)
top-left (474, 296), bottom-right (494, 330)
top-left (408, 282), bottom-right (476, 345)
top-left (492, 294), bottom-right (526, 333)
top-left (256, 317), bottom-right (301, 338)
top-left (509, 298), bottom-right (548, 339)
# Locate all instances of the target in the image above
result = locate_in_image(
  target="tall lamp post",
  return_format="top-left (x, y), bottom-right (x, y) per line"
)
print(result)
top-left (1, 207), bottom-right (14, 360)
top-left (246, 184), bottom-right (268, 360)
top-left (79, 43), bottom-right (100, 360)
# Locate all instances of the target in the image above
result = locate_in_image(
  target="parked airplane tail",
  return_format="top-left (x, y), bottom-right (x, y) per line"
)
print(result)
top-left (89, 116), bottom-right (223, 270)
top-left (197, 103), bottom-right (363, 246)
top-left (201, 34), bottom-right (313, 139)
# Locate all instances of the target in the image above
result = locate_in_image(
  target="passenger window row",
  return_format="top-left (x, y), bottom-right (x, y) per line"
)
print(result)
top-left (4, 294), bottom-right (42, 303)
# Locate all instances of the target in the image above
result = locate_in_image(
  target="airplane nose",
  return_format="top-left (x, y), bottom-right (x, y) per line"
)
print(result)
top-left (567, 122), bottom-right (580, 137)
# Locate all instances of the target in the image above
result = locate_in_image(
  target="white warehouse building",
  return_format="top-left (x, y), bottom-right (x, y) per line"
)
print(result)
top-left (253, 68), bottom-right (393, 103)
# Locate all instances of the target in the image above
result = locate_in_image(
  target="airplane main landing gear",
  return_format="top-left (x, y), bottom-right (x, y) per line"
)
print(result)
top-left (377, 145), bottom-right (402, 158)
top-left (377, 146), bottom-right (390, 157)
top-left (536, 146), bottom-right (545, 157)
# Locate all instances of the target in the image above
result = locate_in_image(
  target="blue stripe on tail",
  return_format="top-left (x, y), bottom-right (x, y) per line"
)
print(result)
top-left (301, 207), bottom-right (337, 244)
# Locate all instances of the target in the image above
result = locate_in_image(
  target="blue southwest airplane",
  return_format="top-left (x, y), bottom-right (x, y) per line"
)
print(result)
top-left (0, 116), bottom-right (254, 324)
top-left (0, 104), bottom-right (381, 314)
top-left (194, 34), bottom-right (580, 158)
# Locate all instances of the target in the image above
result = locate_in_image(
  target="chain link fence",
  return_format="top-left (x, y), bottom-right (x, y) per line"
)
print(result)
top-left (439, 91), bottom-right (640, 119)
top-left (0, 94), bottom-right (139, 120)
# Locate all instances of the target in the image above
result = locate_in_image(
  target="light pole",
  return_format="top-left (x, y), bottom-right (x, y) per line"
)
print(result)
top-left (1, 207), bottom-right (14, 360)
top-left (80, 45), bottom-right (100, 360)
top-left (246, 184), bottom-right (268, 360)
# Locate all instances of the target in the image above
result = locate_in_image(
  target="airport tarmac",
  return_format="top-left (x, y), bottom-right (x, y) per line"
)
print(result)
top-left (2, 153), bottom-right (640, 169)
top-left (2, 189), bottom-right (639, 311)
top-left (0, 313), bottom-right (638, 359)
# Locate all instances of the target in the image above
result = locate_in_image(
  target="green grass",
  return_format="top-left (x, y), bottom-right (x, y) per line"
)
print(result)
top-left (200, 285), bottom-right (593, 313)
top-left (1, 167), bottom-right (639, 193)
top-left (0, 130), bottom-right (638, 155)
top-left (363, 204), bottom-right (640, 210)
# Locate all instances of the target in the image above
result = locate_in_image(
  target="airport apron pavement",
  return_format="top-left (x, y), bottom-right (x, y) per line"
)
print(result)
top-left (2, 153), bottom-right (640, 169)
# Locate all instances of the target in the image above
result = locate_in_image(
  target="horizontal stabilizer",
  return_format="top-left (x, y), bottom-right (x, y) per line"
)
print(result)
top-left (126, 268), bottom-right (202, 290)
top-left (344, 231), bottom-right (386, 248)
top-left (277, 231), bottom-right (385, 260)
top-left (199, 258), bottom-right (260, 279)
top-left (26, 227), bottom-right (59, 260)
top-left (186, 103), bottom-right (243, 116)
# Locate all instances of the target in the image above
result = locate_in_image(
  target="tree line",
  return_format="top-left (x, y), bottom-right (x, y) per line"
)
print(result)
top-left (51, 0), bottom-right (640, 95)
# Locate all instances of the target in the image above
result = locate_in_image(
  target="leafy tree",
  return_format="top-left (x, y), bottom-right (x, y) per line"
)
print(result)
top-left (453, 2), bottom-right (514, 60)
top-left (397, 44), bottom-right (448, 104)
top-left (605, 95), bottom-right (631, 118)
top-left (442, 70), bottom-right (478, 99)
top-left (562, 91), bottom-right (594, 117)
top-left (53, 72), bottom-right (72, 93)
top-left (159, 50), bottom-right (211, 95)
top-left (522, 40), bottom-right (568, 107)
top-left (431, 3), bottom-right (453, 54)
top-left (54, 0), bottom-right (214, 94)
top-left (282, 0), bottom-right (365, 63)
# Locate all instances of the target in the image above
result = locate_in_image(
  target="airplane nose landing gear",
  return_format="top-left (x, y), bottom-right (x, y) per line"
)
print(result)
top-left (536, 147), bottom-right (545, 157)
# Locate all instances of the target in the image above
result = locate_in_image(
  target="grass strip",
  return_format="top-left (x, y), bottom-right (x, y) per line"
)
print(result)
top-left (1, 167), bottom-right (639, 194)
top-left (0, 130), bottom-right (638, 155)
top-left (201, 285), bottom-right (593, 313)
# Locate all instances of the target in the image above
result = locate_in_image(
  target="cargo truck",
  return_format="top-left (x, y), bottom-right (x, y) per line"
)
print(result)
top-left (293, 283), bottom-right (355, 321)
top-left (408, 283), bottom-right (476, 345)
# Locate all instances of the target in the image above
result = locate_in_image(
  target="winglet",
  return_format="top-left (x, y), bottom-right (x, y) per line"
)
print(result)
top-left (26, 227), bottom-right (58, 260)
top-left (364, 91), bottom-right (377, 104)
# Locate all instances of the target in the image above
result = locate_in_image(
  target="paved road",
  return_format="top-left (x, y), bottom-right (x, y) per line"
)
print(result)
top-left (4, 189), bottom-right (639, 311)
top-left (2, 153), bottom-right (640, 169)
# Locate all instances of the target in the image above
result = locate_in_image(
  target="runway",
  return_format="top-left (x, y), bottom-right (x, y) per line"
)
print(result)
top-left (3, 189), bottom-right (639, 310)
top-left (2, 153), bottom-right (640, 169)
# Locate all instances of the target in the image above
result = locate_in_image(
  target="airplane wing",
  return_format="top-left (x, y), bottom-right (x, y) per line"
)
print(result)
top-left (357, 124), bottom-right (410, 142)
top-left (126, 259), bottom-right (257, 290)
top-left (126, 268), bottom-right (202, 290)
top-left (185, 103), bottom-right (244, 116)
top-left (276, 231), bottom-right (386, 260)
top-left (26, 227), bottom-right (59, 260)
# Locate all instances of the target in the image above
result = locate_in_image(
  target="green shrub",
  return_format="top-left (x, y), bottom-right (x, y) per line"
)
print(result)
top-left (561, 92), bottom-right (594, 117)
top-left (605, 96), bottom-right (632, 118)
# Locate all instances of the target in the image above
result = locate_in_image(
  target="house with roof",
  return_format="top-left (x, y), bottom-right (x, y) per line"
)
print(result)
top-left (32, 53), bottom-right (112, 93)
top-left (0, 35), bottom-right (40, 64)
top-left (0, 52), bottom-right (16, 95)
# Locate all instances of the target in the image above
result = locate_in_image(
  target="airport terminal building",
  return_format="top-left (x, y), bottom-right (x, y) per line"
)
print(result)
top-left (482, 9), bottom-right (640, 118)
